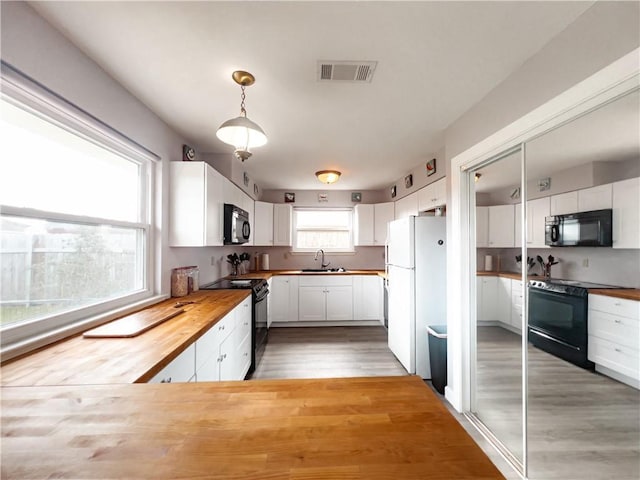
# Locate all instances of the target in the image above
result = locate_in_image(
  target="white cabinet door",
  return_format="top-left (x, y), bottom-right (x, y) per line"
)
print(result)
top-left (510, 280), bottom-right (523, 331)
top-left (149, 343), bottom-right (196, 383)
top-left (613, 177), bottom-right (640, 249)
top-left (395, 192), bottom-right (419, 219)
top-left (253, 201), bottom-right (274, 246)
top-left (418, 178), bottom-right (446, 212)
top-left (477, 276), bottom-right (498, 321)
top-left (353, 276), bottom-right (383, 321)
top-left (578, 184), bottom-right (612, 212)
top-left (497, 277), bottom-right (511, 326)
top-left (514, 203), bottom-right (522, 248)
top-left (270, 275), bottom-right (298, 322)
top-left (273, 204), bottom-right (293, 246)
top-left (374, 202), bottom-right (395, 245)
top-left (354, 204), bottom-right (375, 246)
top-left (476, 206), bottom-right (489, 248)
top-left (326, 286), bottom-right (354, 321)
top-left (488, 205), bottom-right (515, 248)
top-left (298, 286), bottom-right (326, 321)
top-left (170, 162), bottom-right (224, 247)
top-left (527, 196), bottom-right (550, 248)
top-left (550, 191), bottom-right (578, 216)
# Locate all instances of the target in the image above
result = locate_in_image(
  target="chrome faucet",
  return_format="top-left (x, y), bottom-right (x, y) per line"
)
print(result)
top-left (314, 249), bottom-right (330, 269)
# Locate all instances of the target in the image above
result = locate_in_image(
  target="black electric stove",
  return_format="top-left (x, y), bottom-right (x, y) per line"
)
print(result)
top-left (200, 278), bottom-right (269, 375)
top-left (527, 278), bottom-right (625, 370)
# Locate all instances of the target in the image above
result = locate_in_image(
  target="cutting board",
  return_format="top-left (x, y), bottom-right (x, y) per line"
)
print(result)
top-left (83, 307), bottom-right (185, 338)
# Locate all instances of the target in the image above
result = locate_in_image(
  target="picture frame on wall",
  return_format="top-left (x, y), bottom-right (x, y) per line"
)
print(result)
top-left (390, 185), bottom-right (397, 198)
top-left (284, 192), bottom-right (295, 203)
top-left (243, 172), bottom-right (250, 187)
top-left (254, 183), bottom-right (259, 195)
top-left (182, 144), bottom-right (195, 161)
top-left (426, 158), bottom-right (436, 176)
top-left (405, 174), bottom-right (413, 189)
top-left (351, 192), bottom-right (362, 202)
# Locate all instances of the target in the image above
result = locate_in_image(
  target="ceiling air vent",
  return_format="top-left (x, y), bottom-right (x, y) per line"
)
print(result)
top-left (318, 61), bottom-right (377, 83)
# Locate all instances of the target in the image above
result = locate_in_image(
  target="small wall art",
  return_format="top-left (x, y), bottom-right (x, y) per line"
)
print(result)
top-left (405, 174), bottom-right (413, 189)
top-left (318, 193), bottom-right (328, 203)
top-left (284, 192), bottom-right (295, 203)
top-left (243, 172), bottom-right (249, 187)
top-left (390, 185), bottom-right (397, 198)
top-left (182, 144), bottom-right (195, 161)
top-left (351, 192), bottom-right (362, 203)
top-left (254, 183), bottom-right (259, 195)
top-left (426, 158), bottom-right (436, 176)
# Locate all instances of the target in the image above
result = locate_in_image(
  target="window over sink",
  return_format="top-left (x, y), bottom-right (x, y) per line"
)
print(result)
top-left (0, 66), bottom-right (155, 350)
top-left (292, 208), bottom-right (354, 253)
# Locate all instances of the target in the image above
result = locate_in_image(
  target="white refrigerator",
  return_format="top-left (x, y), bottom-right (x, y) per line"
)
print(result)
top-left (386, 215), bottom-right (446, 378)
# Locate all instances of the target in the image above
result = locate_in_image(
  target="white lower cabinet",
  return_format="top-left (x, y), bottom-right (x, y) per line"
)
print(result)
top-left (588, 294), bottom-right (640, 388)
top-left (298, 276), bottom-right (353, 321)
top-left (510, 280), bottom-right (523, 331)
top-left (477, 276), bottom-right (498, 321)
top-left (192, 296), bottom-right (252, 383)
top-left (270, 275), bottom-right (299, 322)
top-left (353, 275), bottom-right (384, 322)
top-left (496, 277), bottom-right (511, 327)
top-left (148, 343), bottom-right (196, 383)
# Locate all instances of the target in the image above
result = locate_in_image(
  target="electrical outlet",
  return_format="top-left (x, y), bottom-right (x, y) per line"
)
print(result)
top-left (582, 258), bottom-right (589, 268)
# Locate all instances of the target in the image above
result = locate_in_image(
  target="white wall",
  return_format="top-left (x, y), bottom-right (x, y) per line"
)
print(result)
top-left (0, 2), bottom-right (222, 293)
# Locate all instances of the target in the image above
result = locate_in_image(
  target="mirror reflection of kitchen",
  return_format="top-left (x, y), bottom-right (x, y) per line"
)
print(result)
top-left (524, 89), bottom-right (640, 480)
top-left (472, 147), bottom-right (525, 469)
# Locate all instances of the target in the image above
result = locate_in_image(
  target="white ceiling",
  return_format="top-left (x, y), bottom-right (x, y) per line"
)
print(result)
top-left (474, 89), bottom-right (640, 193)
top-left (29, 1), bottom-right (595, 191)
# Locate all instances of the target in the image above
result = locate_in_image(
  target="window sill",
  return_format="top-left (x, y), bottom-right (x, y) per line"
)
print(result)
top-left (1, 294), bottom-right (169, 362)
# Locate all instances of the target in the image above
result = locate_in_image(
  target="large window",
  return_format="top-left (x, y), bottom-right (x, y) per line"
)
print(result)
top-left (293, 208), bottom-right (354, 252)
top-left (0, 70), bottom-right (154, 347)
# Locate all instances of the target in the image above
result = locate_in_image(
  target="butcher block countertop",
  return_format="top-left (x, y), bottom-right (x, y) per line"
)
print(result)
top-left (477, 271), bottom-right (640, 300)
top-left (0, 289), bottom-right (250, 386)
top-left (0, 376), bottom-right (505, 480)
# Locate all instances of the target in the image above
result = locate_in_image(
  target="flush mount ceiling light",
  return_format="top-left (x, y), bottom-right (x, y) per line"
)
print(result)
top-left (216, 70), bottom-right (267, 162)
top-left (316, 170), bottom-right (341, 184)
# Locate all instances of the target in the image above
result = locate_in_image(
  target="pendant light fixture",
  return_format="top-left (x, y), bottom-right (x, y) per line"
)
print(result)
top-left (216, 70), bottom-right (267, 162)
top-left (316, 170), bottom-right (341, 184)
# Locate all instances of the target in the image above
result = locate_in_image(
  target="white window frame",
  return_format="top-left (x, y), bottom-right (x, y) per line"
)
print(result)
top-left (0, 62), bottom-right (161, 357)
top-left (292, 207), bottom-right (355, 253)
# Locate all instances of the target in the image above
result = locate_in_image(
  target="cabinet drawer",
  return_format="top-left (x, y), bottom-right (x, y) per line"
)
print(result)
top-left (237, 331), bottom-right (252, 377)
top-left (298, 275), bottom-right (353, 287)
top-left (588, 309), bottom-right (639, 349)
top-left (588, 336), bottom-right (640, 381)
top-left (589, 294), bottom-right (639, 321)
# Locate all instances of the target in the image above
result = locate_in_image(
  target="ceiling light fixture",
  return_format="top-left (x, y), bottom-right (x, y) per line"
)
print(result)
top-left (216, 70), bottom-right (267, 162)
top-left (316, 170), bottom-right (341, 184)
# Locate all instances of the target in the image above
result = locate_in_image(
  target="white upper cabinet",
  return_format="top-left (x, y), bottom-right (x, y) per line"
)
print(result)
top-left (253, 201), bottom-right (274, 246)
top-left (527, 197), bottom-right (550, 248)
top-left (273, 204), bottom-right (293, 246)
top-left (395, 191), bottom-right (419, 219)
top-left (613, 177), bottom-right (640, 249)
top-left (476, 206), bottom-right (489, 248)
top-left (550, 191), bottom-right (578, 216)
top-left (355, 202), bottom-right (395, 246)
top-left (488, 204), bottom-right (515, 248)
top-left (169, 161), bottom-right (224, 247)
top-left (374, 202), bottom-right (395, 245)
top-left (578, 183), bottom-right (612, 212)
top-left (354, 204), bottom-right (374, 246)
top-left (418, 178), bottom-right (446, 212)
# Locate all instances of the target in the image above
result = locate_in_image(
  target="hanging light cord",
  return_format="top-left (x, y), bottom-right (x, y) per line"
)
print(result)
top-left (240, 85), bottom-right (247, 117)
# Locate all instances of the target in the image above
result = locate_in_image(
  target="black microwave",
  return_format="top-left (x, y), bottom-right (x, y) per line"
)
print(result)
top-left (545, 209), bottom-right (612, 247)
top-left (223, 204), bottom-right (250, 245)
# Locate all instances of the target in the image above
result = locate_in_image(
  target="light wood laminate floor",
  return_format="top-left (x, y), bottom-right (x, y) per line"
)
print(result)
top-left (250, 326), bottom-right (408, 379)
top-left (476, 326), bottom-right (640, 480)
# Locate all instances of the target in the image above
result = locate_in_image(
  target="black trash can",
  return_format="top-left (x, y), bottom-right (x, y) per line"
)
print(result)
top-left (427, 325), bottom-right (447, 394)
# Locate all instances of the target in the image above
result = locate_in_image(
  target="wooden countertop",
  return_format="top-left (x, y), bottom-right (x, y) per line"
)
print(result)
top-left (0, 376), bottom-right (505, 480)
top-left (0, 289), bottom-right (250, 386)
top-left (477, 271), bottom-right (640, 300)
